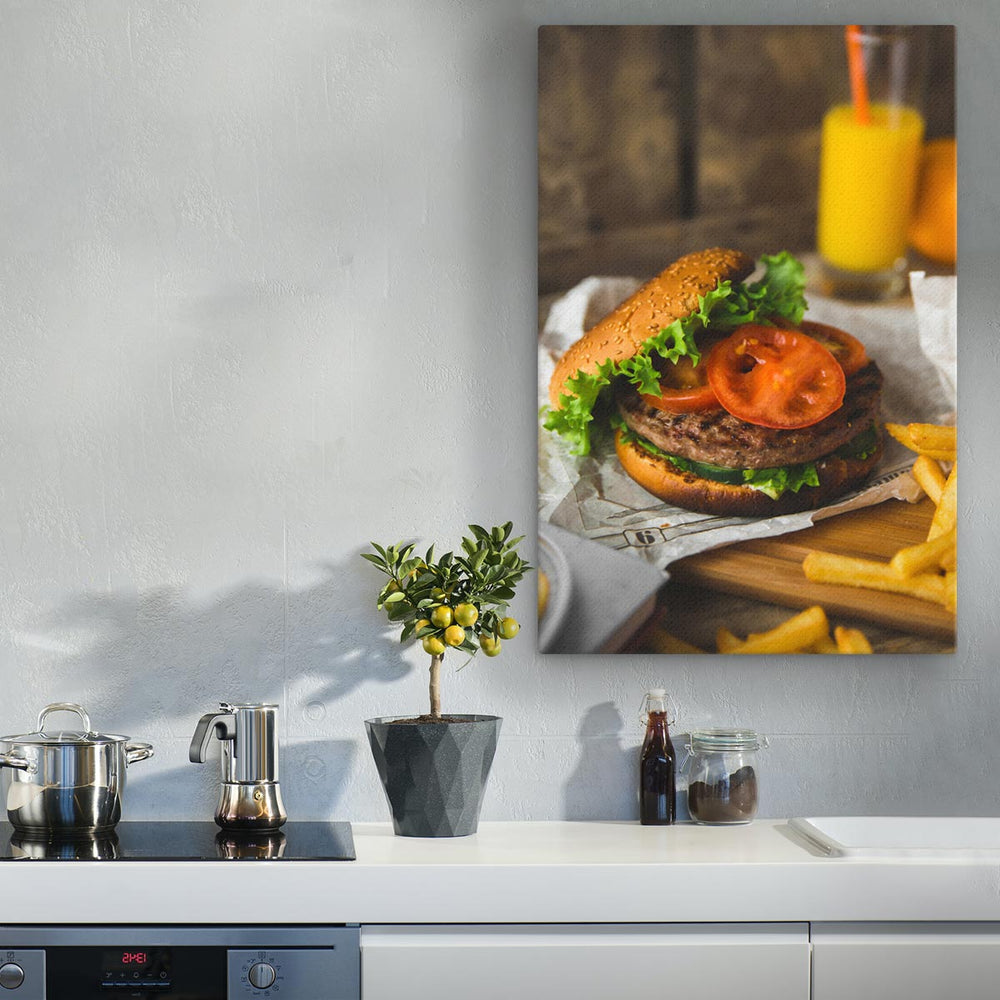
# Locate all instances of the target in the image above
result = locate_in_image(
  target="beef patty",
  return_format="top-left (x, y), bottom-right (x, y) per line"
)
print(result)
top-left (615, 362), bottom-right (883, 470)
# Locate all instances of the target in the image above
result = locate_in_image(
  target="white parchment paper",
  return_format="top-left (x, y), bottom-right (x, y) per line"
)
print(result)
top-left (538, 272), bottom-right (957, 573)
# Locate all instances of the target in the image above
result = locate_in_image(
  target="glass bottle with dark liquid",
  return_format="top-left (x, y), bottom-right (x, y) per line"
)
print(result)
top-left (639, 689), bottom-right (676, 825)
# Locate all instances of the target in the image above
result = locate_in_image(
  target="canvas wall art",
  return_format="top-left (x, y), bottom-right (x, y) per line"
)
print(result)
top-left (537, 25), bottom-right (957, 654)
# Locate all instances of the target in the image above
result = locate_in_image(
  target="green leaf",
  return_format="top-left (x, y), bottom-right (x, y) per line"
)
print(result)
top-left (383, 591), bottom-right (406, 604)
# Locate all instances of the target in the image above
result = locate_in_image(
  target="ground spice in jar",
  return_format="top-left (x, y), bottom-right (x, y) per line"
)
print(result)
top-left (687, 764), bottom-right (758, 824)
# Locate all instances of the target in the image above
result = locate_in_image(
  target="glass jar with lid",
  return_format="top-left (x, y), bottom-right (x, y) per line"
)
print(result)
top-left (685, 730), bottom-right (768, 825)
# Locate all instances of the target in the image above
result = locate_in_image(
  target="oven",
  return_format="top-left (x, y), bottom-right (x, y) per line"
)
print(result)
top-left (0, 925), bottom-right (360, 999)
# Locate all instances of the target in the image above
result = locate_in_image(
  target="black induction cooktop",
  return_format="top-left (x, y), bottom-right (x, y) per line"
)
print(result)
top-left (0, 821), bottom-right (355, 861)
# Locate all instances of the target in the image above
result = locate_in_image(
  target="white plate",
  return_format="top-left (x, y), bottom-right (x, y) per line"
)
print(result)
top-left (538, 525), bottom-right (573, 652)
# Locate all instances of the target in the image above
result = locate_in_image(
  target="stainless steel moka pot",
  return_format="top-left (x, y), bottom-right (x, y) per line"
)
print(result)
top-left (189, 703), bottom-right (287, 831)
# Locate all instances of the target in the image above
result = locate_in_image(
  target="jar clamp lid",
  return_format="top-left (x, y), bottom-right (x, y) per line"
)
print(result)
top-left (689, 729), bottom-right (768, 752)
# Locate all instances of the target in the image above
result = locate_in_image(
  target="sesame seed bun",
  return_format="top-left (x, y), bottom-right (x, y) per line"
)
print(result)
top-left (548, 247), bottom-right (755, 410)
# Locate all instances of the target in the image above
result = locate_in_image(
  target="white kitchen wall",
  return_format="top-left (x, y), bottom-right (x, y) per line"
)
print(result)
top-left (0, 0), bottom-right (997, 824)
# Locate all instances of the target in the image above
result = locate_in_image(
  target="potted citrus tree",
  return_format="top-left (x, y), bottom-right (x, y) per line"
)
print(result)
top-left (362, 522), bottom-right (529, 837)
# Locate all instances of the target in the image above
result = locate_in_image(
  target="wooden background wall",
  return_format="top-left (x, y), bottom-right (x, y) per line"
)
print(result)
top-left (538, 25), bottom-right (956, 293)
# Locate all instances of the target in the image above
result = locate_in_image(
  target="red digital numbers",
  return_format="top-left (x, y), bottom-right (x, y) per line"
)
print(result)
top-left (121, 952), bottom-right (148, 965)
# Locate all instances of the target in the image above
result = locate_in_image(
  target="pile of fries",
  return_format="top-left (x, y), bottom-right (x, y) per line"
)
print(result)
top-left (716, 606), bottom-right (871, 654)
top-left (642, 422), bottom-right (955, 656)
top-left (646, 606), bottom-right (873, 655)
top-left (803, 421), bottom-right (957, 614)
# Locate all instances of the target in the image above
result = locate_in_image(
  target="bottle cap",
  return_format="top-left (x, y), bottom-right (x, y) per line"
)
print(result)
top-left (640, 689), bottom-right (672, 726)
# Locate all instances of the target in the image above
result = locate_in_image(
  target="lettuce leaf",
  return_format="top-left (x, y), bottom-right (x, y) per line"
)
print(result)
top-left (837, 423), bottom-right (879, 461)
top-left (544, 251), bottom-right (808, 455)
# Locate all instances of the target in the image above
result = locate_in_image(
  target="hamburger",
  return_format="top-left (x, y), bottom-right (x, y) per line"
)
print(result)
top-left (544, 248), bottom-right (883, 517)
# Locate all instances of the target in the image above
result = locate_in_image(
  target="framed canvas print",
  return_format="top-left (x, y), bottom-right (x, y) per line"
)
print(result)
top-left (537, 25), bottom-right (956, 655)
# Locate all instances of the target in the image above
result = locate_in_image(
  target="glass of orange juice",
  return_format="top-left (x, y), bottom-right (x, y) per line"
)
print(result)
top-left (817, 26), bottom-right (927, 300)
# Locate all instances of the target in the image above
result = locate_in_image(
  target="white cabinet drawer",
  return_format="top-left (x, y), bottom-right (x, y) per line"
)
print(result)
top-left (362, 923), bottom-right (810, 1000)
top-left (812, 922), bottom-right (1000, 1000)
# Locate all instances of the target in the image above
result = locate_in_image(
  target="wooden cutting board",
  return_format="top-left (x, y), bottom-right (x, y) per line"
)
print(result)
top-left (668, 498), bottom-right (955, 641)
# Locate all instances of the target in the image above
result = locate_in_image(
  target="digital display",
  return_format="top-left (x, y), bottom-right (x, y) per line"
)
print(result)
top-left (101, 949), bottom-right (172, 989)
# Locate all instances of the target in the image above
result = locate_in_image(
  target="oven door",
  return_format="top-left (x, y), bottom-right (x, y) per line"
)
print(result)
top-left (0, 926), bottom-right (359, 1000)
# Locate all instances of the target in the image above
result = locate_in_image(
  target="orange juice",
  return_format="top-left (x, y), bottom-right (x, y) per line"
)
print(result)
top-left (817, 103), bottom-right (925, 273)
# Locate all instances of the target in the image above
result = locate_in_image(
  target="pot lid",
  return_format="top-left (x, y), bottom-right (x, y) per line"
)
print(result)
top-left (0, 703), bottom-right (129, 747)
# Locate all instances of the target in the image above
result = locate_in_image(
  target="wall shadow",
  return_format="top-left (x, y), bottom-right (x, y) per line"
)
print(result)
top-left (563, 702), bottom-right (637, 820)
top-left (20, 547), bottom-right (409, 819)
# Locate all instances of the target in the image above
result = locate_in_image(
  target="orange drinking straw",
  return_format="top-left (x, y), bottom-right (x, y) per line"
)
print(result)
top-left (845, 25), bottom-right (871, 125)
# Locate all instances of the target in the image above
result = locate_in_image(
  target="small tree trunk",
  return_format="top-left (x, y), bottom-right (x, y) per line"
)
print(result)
top-left (429, 654), bottom-right (442, 718)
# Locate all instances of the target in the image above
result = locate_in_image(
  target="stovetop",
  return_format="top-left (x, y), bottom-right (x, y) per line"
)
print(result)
top-left (0, 821), bottom-right (355, 861)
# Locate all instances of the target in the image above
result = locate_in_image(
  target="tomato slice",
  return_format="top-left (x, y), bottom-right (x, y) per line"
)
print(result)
top-left (800, 321), bottom-right (868, 377)
top-left (640, 381), bottom-right (720, 413)
top-left (639, 355), bottom-right (721, 413)
top-left (705, 325), bottom-right (847, 429)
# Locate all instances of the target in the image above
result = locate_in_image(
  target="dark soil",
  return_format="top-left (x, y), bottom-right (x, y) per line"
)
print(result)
top-left (388, 715), bottom-right (473, 725)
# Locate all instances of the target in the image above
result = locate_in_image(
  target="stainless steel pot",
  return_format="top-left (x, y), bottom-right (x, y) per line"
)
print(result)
top-left (0, 703), bottom-right (153, 837)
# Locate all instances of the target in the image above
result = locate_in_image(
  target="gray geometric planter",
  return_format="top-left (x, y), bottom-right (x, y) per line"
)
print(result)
top-left (365, 715), bottom-right (501, 837)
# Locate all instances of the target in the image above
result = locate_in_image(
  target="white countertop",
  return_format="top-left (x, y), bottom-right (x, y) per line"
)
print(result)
top-left (3, 821), bottom-right (1000, 925)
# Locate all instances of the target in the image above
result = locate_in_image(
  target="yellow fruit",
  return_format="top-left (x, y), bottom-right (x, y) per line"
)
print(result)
top-left (498, 617), bottom-right (520, 640)
top-left (422, 635), bottom-right (446, 656)
top-left (454, 603), bottom-right (479, 627)
top-left (480, 635), bottom-right (502, 657)
top-left (430, 605), bottom-right (454, 628)
top-left (444, 624), bottom-right (466, 646)
top-left (414, 618), bottom-right (431, 633)
top-left (908, 137), bottom-right (956, 265)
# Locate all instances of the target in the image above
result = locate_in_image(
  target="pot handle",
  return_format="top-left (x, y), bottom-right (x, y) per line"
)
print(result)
top-left (0, 753), bottom-right (33, 773)
top-left (37, 702), bottom-right (92, 733)
top-left (125, 742), bottom-right (154, 766)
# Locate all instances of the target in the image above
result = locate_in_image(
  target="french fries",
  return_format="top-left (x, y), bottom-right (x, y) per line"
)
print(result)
top-left (719, 606), bottom-right (829, 654)
top-left (889, 528), bottom-right (956, 578)
top-left (803, 551), bottom-right (948, 604)
top-left (716, 627), bottom-right (742, 654)
top-left (810, 634), bottom-right (841, 654)
top-left (911, 454), bottom-right (946, 505)
top-left (944, 571), bottom-right (957, 614)
top-left (927, 465), bottom-right (957, 540)
top-left (907, 423), bottom-right (956, 456)
top-left (834, 626), bottom-right (873, 654)
top-left (797, 420), bottom-right (957, 626)
top-left (886, 422), bottom-right (956, 462)
top-left (716, 605), bottom-right (872, 654)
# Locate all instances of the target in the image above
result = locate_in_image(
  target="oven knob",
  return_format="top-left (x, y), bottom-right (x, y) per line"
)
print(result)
top-left (0, 963), bottom-right (24, 990)
top-left (247, 962), bottom-right (276, 990)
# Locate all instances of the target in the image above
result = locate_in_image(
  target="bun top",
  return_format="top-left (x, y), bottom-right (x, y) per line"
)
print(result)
top-left (548, 247), bottom-right (755, 410)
